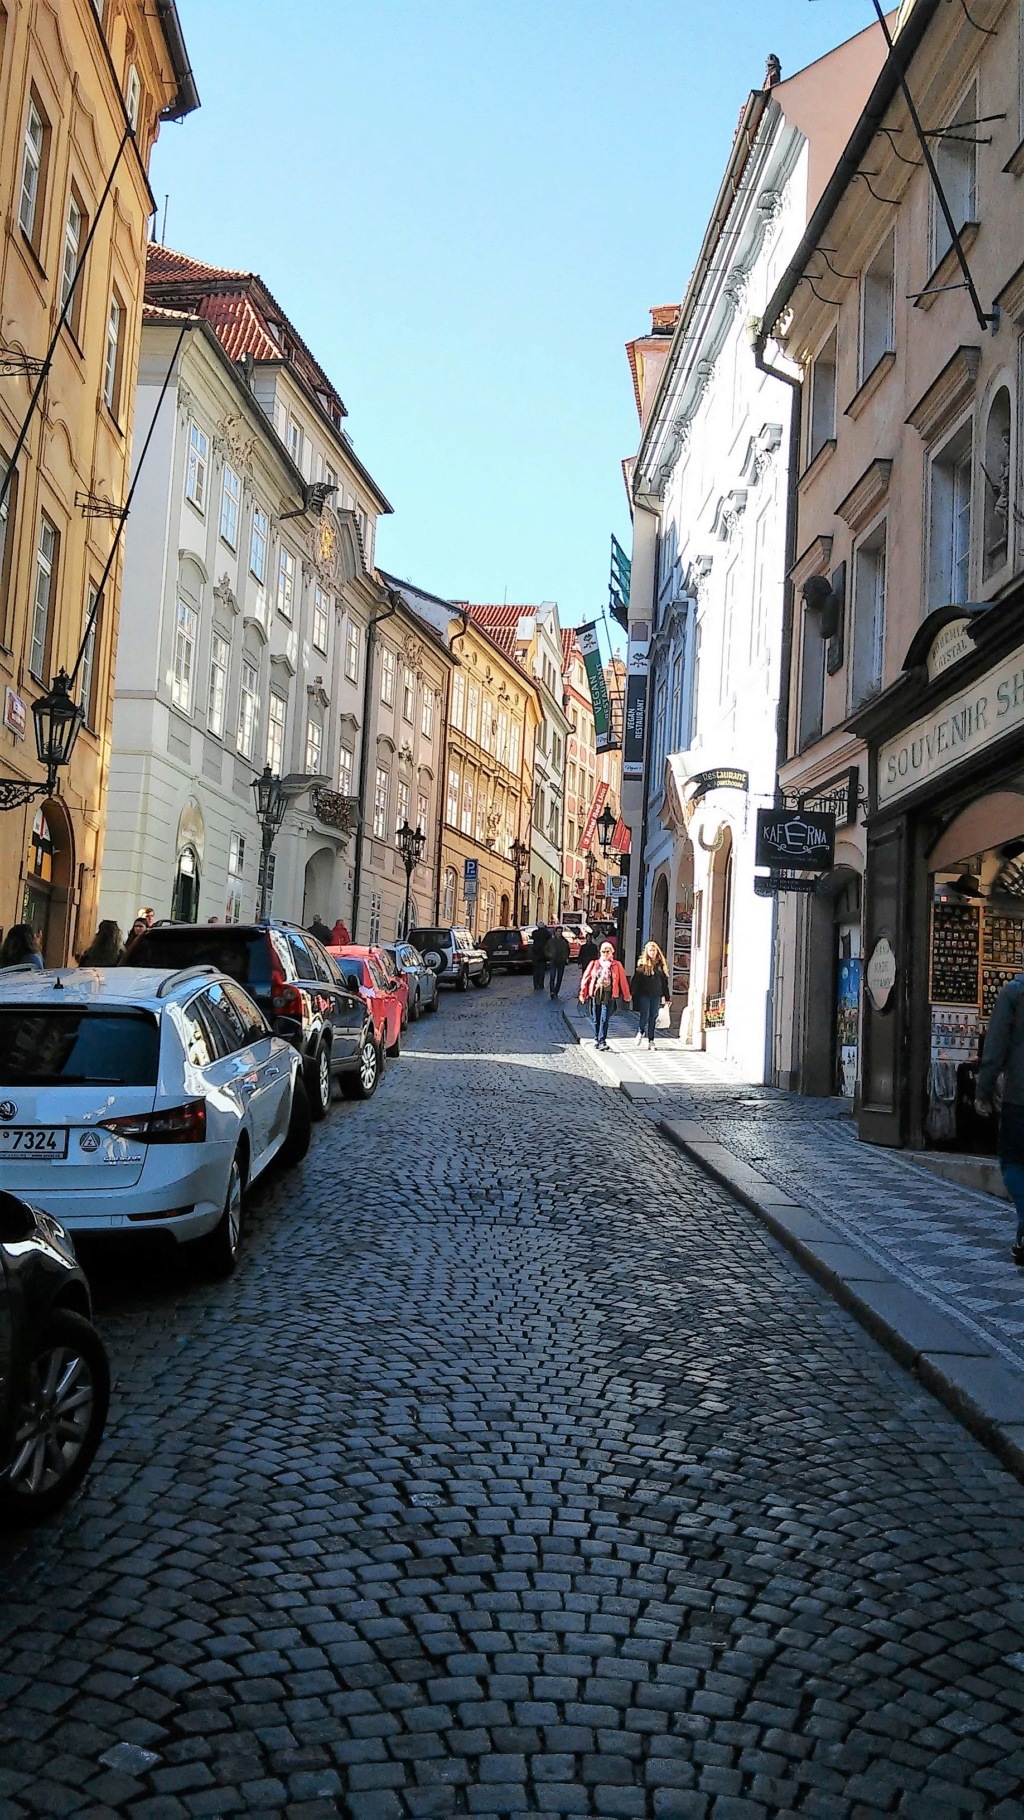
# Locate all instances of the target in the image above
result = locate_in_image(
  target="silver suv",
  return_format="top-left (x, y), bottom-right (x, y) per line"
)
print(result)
top-left (407, 926), bottom-right (490, 992)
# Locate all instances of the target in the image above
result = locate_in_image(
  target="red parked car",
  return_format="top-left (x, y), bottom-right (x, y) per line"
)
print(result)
top-left (328, 946), bottom-right (404, 1057)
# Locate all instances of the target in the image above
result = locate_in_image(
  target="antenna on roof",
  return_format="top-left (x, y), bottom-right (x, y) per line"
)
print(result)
top-left (161, 194), bottom-right (169, 245)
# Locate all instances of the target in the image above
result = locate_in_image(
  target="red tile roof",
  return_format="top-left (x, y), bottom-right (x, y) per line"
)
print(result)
top-left (561, 628), bottom-right (580, 671)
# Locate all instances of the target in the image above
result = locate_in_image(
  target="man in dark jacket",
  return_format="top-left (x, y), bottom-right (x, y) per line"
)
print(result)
top-left (308, 916), bottom-right (332, 945)
top-left (531, 924), bottom-right (550, 991)
top-left (546, 927), bottom-right (570, 1000)
top-left (977, 971), bottom-right (1024, 1264)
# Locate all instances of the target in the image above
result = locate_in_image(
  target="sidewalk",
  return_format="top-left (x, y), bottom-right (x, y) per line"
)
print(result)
top-left (560, 991), bottom-right (1024, 1482)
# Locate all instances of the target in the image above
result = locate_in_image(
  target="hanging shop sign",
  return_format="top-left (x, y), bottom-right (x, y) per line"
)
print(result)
top-left (576, 623), bottom-right (614, 753)
top-left (753, 874), bottom-right (820, 896)
top-left (579, 780), bottom-right (610, 852)
top-left (622, 623), bottom-right (651, 779)
top-left (755, 807), bottom-right (835, 872)
top-left (878, 648), bottom-right (1024, 807)
top-left (865, 936), bottom-right (897, 1011)
top-left (798, 765), bottom-right (859, 828)
top-left (606, 876), bottom-right (628, 899)
top-left (3, 688), bottom-right (26, 740)
top-left (689, 767), bottom-right (749, 803)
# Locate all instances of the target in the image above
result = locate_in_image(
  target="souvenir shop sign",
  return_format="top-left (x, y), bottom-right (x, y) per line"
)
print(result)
top-left (755, 807), bottom-right (835, 872)
top-left (878, 647), bottom-right (1024, 807)
top-left (866, 936), bottom-right (897, 1011)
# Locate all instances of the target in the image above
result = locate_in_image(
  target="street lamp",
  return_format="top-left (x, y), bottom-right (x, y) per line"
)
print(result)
top-left (584, 848), bottom-right (597, 918)
top-left (510, 835), bottom-right (528, 925)
top-left (596, 803), bottom-right (617, 856)
top-left (396, 819), bottom-right (427, 938)
top-left (0, 670), bottom-right (86, 813)
top-left (251, 766), bottom-right (288, 919)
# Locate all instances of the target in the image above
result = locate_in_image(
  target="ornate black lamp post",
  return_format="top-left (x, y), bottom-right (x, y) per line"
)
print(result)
top-left (396, 819), bottom-right (427, 939)
top-left (510, 835), bottom-right (528, 926)
top-left (0, 670), bottom-right (86, 813)
top-left (584, 848), bottom-right (597, 919)
top-left (596, 803), bottom-right (617, 856)
top-left (252, 766), bottom-right (288, 920)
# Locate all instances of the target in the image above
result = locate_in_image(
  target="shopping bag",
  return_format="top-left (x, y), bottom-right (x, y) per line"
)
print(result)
top-left (656, 1002), bottom-right (671, 1031)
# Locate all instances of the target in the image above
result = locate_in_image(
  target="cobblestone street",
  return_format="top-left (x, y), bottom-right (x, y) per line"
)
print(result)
top-left (4, 977), bottom-right (1024, 1819)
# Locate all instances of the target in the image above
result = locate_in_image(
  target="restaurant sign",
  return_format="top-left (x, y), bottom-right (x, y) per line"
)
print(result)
top-left (755, 807), bottom-right (835, 872)
top-left (878, 648), bottom-right (1024, 807)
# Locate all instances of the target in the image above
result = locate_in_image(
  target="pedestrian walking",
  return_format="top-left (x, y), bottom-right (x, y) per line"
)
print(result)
top-left (631, 941), bottom-right (671, 1049)
top-left (578, 933), bottom-right (599, 970)
top-left (329, 918), bottom-right (351, 947)
top-left (77, 920), bottom-right (124, 967)
top-left (977, 969), bottom-right (1024, 1265)
top-left (0, 925), bottom-right (44, 972)
top-left (532, 923), bottom-right (550, 991)
top-left (579, 941), bottom-right (631, 1050)
top-left (308, 916), bottom-right (331, 944)
top-left (547, 926), bottom-right (570, 999)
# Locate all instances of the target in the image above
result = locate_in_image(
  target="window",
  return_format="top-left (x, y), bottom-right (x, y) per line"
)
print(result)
top-left (267, 689), bottom-right (286, 773)
top-left (397, 777), bottom-right (410, 832)
top-left (983, 386), bottom-right (1012, 580)
top-left (172, 599), bottom-right (197, 712)
top-left (60, 189), bottom-right (85, 332)
top-left (851, 524), bottom-right (887, 708)
top-left (247, 507), bottom-right (268, 584)
top-left (403, 667), bottom-right (415, 723)
top-left (380, 647), bottom-right (396, 706)
top-left (442, 868), bottom-right (457, 921)
top-left (305, 717), bottom-right (323, 775)
top-left (474, 785), bottom-right (486, 844)
top-left (345, 620), bottom-right (360, 683)
top-left (509, 720), bottom-right (521, 774)
top-left (798, 602), bottom-right (826, 749)
top-left (461, 775), bottom-right (473, 835)
top-left (18, 97), bottom-right (46, 246)
top-left (932, 87), bottom-right (978, 268)
top-left (451, 671), bottom-right (465, 730)
top-left (929, 422), bottom-right (973, 607)
top-left (497, 710), bottom-right (509, 765)
top-left (860, 231), bottom-right (894, 381)
top-left (238, 656), bottom-right (259, 759)
top-left (338, 745), bottom-right (353, 796)
top-left (422, 688), bottom-right (434, 739)
top-left (312, 584), bottom-right (329, 654)
top-left (417, 789), bottom-right (428, 832)
top-left (808, 328), bottom-right (837, 463)
top-left (0, 459), bottom-right (18, 643)
top-left (228, 832), bottom-right (245, 878)
top-left (288, 417), bottom-right (303, 467)
top-left (368, 892), bottom-right (382, 946)
top-left (373, 766), bottom-right (390, 838)
top-left (208, 632), bottom-right (229, 737)
top-left (80, 587), bottom-right (100, 726)
top-left (480, 697), bottom-right (493, 753)
top-left (125, 63), bottom-right (141, 130)
top-left (220, 466), bottom-right (240, 547)
top-left (466, 683), bottom-right (478, 743)
top-left (446, 765), bottom-right (460, 826)
top-left (30, 515), bottom-right (58, 680)
top-left (185, 421), bottom-right (208, 510)
top-left (103, 292), bottom-right (124, 416)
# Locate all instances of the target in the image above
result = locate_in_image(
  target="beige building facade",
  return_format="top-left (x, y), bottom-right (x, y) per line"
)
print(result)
top-left (0, 0), bottom-right (196, 959)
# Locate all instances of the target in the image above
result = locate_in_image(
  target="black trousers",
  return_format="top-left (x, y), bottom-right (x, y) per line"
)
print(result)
top-left (548, 962), bottom-right (565, 997)
top-left (532, 959), bottom-right (548, 989)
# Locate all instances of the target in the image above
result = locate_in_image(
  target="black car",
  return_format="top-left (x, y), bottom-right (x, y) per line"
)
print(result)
top-left (481, 927), bottom-right (534, 973)
top-left (123, 921), bottom-right (381, 1118)
top-left (0, 1192), bottom-right (109, 1522)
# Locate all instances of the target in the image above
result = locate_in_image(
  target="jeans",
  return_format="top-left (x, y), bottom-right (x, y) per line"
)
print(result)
top-left (1001, 1162), bottom-right (1024, 1244)
top-left (636, 995), bottom-right (659, 1041)
top-left (548, 962), bottom-right (565, 998)
top-left (592, 999), bottom-right (612, 1045)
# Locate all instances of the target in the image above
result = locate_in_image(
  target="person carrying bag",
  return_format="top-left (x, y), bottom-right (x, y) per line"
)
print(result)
top-left (579, 941), bottom-right (631, 1051)
top-left (630, 942), bottom-right (671, 1048)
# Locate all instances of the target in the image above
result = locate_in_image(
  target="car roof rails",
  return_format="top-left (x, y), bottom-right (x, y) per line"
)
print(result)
top-left (156, 964), bottom-right (221, 997)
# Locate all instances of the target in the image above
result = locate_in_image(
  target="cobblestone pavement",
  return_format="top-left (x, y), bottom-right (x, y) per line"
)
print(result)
top-left (3, 978), bottom-right (1024, 1819)
top-left (567, 996), bottom-right (1024, 1377)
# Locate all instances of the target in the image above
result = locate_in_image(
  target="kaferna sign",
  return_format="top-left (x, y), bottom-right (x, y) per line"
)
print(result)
top-left (755, 808), bottom-right (835, 872)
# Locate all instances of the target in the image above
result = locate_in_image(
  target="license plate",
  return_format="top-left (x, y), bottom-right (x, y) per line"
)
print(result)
top-left (0, 1126), bottom-right (69, 1158)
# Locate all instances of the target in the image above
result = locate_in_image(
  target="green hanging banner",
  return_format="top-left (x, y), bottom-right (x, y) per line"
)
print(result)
top-left (576, 622), bottom-right (615, 752)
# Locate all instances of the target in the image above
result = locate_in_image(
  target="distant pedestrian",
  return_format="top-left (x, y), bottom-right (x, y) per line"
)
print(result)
top-left (78, 920), bottom-right (124, 967)
top-left (977, 969), bottom-right (1024, 1265)
top-left (126, 916), bottom-right (148, 948)
top-left (0, 925), bottom-right (43, 972)
top-left (308, 916), bottom-right (331, 944)
top-left (329, 918), bottom-right (351, 947)
top-left (578, 933), bottom-right (599, 971)
top-left (143, 907), bottom-right (156, 927)
top-left (547, 927), bottom-right (570, 999)
top-left (532, 923), bottom-right (550, 991)
top-left (631, 941), bottom-right (671, 1049)
top-left (579, 941), bottom-right (631, 1050)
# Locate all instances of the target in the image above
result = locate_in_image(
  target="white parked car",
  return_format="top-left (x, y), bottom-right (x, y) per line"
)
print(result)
top-left (0, 966), bottom-right (310, 1272)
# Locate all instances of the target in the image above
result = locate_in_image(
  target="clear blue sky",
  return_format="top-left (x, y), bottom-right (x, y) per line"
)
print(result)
top-left (153, 0), bottom-right (874, 630)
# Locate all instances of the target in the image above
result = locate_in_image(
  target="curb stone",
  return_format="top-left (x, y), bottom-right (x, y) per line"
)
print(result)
top-left (560, 1001), bottom-right (1024, 1488)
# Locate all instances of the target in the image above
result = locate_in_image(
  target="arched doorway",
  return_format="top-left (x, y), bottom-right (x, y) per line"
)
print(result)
top-left (706, 827), bottom-right (734, 1001)
top-left (23, 800), bottom-right (73, 965)
top-left (500, 892), bottom-right (510, 927)
top-left (303, 846), bottom-right (336, 928)
top-left (652, 873), bottom-right (670, 956)
top-left (171, 846), bottom-right (200, 923)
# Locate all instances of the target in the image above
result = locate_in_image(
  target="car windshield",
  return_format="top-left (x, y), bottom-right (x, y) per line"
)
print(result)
top-left (0, 1010), bottom-right (160, 1086)
top-left (408, 929), bottom-right (447, 949)
top-left (125, 927), bottom-right (271, 989)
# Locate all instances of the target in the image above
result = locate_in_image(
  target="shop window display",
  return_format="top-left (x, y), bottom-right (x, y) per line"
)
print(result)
top-left (927, 839), bottom-right (1024, 1149)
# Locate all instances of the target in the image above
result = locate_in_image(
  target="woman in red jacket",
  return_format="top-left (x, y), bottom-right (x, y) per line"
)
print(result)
top-left (579, 941), bottom-right (631, 1050)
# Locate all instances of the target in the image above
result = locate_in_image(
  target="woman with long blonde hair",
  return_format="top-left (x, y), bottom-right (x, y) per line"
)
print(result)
top-left (630, 940), bottom-right (671, 1048)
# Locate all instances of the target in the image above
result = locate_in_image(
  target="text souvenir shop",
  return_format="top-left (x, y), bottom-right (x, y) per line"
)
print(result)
top-left (851, 599), bottom-right (1024, 1151)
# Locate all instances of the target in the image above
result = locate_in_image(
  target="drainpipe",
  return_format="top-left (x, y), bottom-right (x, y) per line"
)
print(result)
top-left (433, 608), bottom-right (470, 923)
top-left (350, 589), bottom-right (401, 940)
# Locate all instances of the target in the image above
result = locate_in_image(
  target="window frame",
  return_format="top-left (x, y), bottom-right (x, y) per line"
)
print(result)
top-left (373, 765), bottom-right (390, 838)
top-left (60, 186), bottom-right (87, 338)
top-left (103, 289), bottom-right (125, 418)
top-left (928, 417), bottom-right (974, 610)
top-left (249, 506), bottom-right (268, 584)
top-left (30, 513), bottom-right (59, 682)
top-left (379, 646), bottom-right (396, 707)
top-left (807, 325), bottom-right (838, 466)
top-left (18, 93), bottom-right (48, 252)
top-left (931, 83), bottom-right (979, 270)
top-left (266, 688), bottom-right (286, 773)
top-left (80, 586), bottom-right (101, 729)
top-left (208, 631), bottom-right (229, 737)
top-left (185, 420), bottom-right (209, 512)
top-left (312, 583), bottom-right (329, 655)
top-left (219, 465), bottom-right (240, 548)
top-left (237, 655), bottom-right (260, 760)
top-left (859, 228), bottom-right (895, 385)
top-left (850, 519), bottom-right (887, 710)
top-left (171, 598), bottom-right (197, 714)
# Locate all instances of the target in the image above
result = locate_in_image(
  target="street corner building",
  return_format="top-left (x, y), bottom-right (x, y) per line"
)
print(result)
top-left (0, 0), bottom-right (197, 961)
top-left (621, 20), bottom-right (889, 1082)
top-left (761, 0), bottom-right (1024, 1151)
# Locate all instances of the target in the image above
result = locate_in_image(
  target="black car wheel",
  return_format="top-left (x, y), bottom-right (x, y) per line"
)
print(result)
top-left (342, 1033), bottom-right (381, 1100)
top-left (0, 1309), bottom-right (110, 1523)
top-left (279, 1074), bottom-right (311, 1167)
top-left (202, 1153), bottom-right (245, 1278)
top-left (473, 965), bottom-right (491, 989)
top-left (307, 1040), bottom-right (332, 1121)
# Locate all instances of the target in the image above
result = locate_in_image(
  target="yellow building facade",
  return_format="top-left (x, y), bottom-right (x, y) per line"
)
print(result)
top-left (0, 0), bottom-right (196, 959)
top-left (439, 613), bottom-right (539, 934)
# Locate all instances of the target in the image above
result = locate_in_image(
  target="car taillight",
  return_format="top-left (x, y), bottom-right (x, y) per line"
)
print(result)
top-left (270, 956), bottom-right (303, 1019)
top-left (100, 1101), bottom-right (207, 1145)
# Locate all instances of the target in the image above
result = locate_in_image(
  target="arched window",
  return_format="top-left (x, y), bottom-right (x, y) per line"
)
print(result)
top-left (442, 867), bottom-right (457, 921)
top-left (483, 885), bottom-right (495, 930)
top-left (983, 385), bottom-right (1011, 580)
top-left (499, 893), bottom-right (510, 927)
